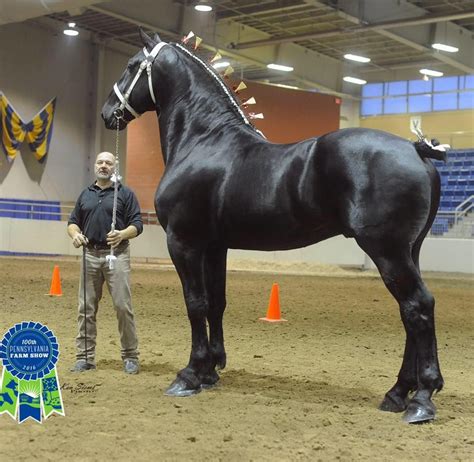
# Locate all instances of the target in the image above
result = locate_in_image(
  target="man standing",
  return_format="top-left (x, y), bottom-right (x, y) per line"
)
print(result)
top-left (67, 151), bottom-right (143, 374)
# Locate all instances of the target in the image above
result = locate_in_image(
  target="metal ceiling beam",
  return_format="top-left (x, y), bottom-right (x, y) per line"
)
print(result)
top-left (87, 5), bottom-right (356, 99)
top-left (332, 1), bottom-right (474, 75)
top-left (88, 5), bottom-right (180, 39)
top-left (361, 59), bottom-right (444, 72)
top-left (376, 28), bottom-right (473, 73)
top-left (0, 0), bottom-right (103, 25)
top-left (231, 10), bottom-right (474, 49)
top-left (216, 1), bottom-right (312, 20)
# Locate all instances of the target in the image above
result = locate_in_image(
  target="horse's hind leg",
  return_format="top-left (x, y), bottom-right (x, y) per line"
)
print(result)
top-left (379, 227), bottom-right (430, 412)
top-left (205, 246), bottom-right (228, 375)
top-left (379, 171), bottom-right (442, 415)
top-left (164, 233), bottom-right (213, 397)
top-left (358, 239), bottom-right (443, 423)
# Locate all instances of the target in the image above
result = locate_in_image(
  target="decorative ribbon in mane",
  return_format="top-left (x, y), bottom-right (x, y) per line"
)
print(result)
top-left (0, 93), bottom-right (56, 163)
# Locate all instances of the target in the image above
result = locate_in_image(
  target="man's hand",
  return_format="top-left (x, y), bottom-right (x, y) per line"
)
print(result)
top-left (106, 230), bottom-right (123, 249)
top-left (72, 233), bottom-right (89, 248)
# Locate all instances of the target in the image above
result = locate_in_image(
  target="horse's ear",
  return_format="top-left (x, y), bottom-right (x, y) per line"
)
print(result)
top-left (139, 27), bottom-right (156, 51)
top-left (153, 33), bottom-right (162, 43)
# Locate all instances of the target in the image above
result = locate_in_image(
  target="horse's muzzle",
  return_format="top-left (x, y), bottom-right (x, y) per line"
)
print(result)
top-left (101, 110), bottom-right (127, 131)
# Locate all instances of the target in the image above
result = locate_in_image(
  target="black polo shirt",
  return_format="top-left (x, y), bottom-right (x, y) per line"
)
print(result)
top-left (68, 182), bottom-right (143, 247)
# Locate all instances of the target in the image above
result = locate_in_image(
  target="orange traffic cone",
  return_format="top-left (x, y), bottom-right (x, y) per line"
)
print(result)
top-left (47, 265), bottom-right (63, 296)
top-left (259, 283), bottom-right (287, 322)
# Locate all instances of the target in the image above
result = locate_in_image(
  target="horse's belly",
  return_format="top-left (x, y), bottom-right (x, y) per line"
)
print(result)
top-left (225, 221), bottom-right (340, 251)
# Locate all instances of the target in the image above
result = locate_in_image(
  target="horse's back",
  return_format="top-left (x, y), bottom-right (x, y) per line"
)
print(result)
top-left (317, 127), bottom-right (424, 166)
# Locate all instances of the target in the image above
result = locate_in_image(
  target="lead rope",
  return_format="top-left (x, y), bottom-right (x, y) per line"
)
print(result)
top-left (83, 245), bottom-right (88, 366)
top-left (106, 111), bottom-right (123, 270)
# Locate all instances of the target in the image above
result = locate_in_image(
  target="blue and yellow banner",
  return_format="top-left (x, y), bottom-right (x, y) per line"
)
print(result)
top-left (0, 322), bottom-right (64, 424)
top-left (0, 93), bottom-right (56, 163)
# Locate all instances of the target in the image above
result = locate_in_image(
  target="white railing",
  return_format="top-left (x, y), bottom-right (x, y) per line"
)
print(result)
top-left (0, 200), bottom-right (471, 238)
top-left (455, 195), bottom-right (474, 225)
top-left (0, 200), bottom-right (71, 220)
top-left (0, 199), bottom-right (160, 225)
top-left (141, 211), bottom-right (160, 225)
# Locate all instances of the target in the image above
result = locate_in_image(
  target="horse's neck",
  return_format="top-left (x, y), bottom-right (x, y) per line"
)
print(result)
top-left (157, 50), bottom-right (252, 164)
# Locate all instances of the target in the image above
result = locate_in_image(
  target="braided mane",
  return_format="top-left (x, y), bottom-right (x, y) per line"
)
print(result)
top-left (172, 43), bottom-right (261, 135)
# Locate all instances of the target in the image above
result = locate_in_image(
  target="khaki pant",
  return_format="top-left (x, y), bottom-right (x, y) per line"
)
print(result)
top-left (76, 244), bottom-right (139, 363)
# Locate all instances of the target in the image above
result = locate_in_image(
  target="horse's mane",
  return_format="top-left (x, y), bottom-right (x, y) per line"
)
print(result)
top-left (171, 42), bottom-right (262, 136)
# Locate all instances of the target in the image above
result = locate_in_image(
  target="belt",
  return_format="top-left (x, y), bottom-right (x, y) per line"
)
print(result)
top-left (87, 242), bottom-right (128, 251)
top-left (87, 243), bottom-right (110, 250)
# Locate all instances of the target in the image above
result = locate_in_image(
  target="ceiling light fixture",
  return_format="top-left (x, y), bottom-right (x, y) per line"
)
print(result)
top-left (194, 1), bottom-right (213, 12)
top-left (343, 76), bottom-right (367, 85)
top-left (63, 29), bottom-right (79, 36)
top-left (432, 43), bottom-right (459, 53)
top-left (212, 61), bottom-right (230, 69)
top-left (419, 68), bottom-right (443, 77)
top-left (267, 63), bottom-right (294, 72)
top-left (344, 53), bottom-right (371, 63)
top-left (63, 21), bottom-right (79, 36)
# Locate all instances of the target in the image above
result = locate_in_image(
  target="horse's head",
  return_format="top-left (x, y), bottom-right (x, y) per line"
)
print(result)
top-left (101, 29), bottom-right (167, 130)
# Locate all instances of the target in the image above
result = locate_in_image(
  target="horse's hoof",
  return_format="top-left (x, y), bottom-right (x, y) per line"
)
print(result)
top-left (402, 399), bottom-right (436, 424)
top-left (201, 382), bottom-right (218, 390)
top-left (212, 352), bottom-right (226, 370)
top-left (201, 370), bottom-right (219, 386)
top-left (200, 370), bottom-right (220, 390)
top-left (164, 377), bottom-right (201, 397)
top-left (379, 393), bottom-right (408, 413)
top-left (216, 360), bottom-right (226, 371)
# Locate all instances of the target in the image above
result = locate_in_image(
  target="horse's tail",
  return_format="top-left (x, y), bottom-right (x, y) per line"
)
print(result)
top-left (411, 121), bottom-right (449, 162)
top-left (414, 139), bottom-right (448, 162)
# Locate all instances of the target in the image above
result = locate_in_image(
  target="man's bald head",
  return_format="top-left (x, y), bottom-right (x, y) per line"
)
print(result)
top-left (95, 152), bottom-right (116, 183)
top-left (96, 152), bottom-right (116, 163)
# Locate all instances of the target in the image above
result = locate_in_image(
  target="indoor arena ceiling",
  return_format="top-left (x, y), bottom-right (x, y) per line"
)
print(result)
top-left (2, 0), bottom-right (474, 97)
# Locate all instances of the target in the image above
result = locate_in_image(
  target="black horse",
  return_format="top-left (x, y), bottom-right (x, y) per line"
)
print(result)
top-left (102, 30), bottom-right (446, 423)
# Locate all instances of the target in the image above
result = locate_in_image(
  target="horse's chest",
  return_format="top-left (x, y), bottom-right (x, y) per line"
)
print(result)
top-left (155, 174), bottom-right (216, 221)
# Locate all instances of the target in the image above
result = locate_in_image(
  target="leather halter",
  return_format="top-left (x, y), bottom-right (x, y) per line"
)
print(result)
top-left (113, 41), bottom-right (168, 119)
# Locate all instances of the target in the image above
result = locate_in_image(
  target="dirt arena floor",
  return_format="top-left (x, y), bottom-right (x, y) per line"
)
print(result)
top-left (0, 257), bottom-right (473, 461)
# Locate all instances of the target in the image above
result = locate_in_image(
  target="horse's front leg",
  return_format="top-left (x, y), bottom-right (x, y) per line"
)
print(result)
top-left (205, 247), bottom-right (228, 375)
top-left (379, 335), bottom-right (417, 412)
top-left (165, 233), bottom-right (212, 397)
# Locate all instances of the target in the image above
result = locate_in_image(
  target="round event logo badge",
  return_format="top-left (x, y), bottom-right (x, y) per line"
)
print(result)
top-left (0, 322), bottom-right (65, 423)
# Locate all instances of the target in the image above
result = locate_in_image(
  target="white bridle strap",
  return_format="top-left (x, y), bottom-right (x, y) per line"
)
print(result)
top-left (143, 41), bottom-right (167, 59)
top-left (114, 41), bottom-right (168, 119)
top-left (114, 84), bottom-right (141, 118)
top-left (146, 65), bottom-right (156, 104)
top-left (143, 42), bottom-right (167, 105)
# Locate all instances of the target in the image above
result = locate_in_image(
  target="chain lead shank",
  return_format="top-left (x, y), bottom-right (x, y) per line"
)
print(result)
top-left (106, 115), bottom-right (122, 270)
